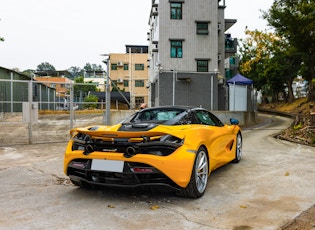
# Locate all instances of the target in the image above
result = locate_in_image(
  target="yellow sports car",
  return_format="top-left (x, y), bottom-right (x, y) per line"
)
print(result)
top-left (64, 106), bottom-right (242, 198)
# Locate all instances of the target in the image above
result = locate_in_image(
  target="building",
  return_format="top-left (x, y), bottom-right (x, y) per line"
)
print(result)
top-left (34, 70), bottom-right (74, 79)
top-left (108, 45), bottom-right (149, 109)
top-left (0, 66), bottom-right (56, 112)
top-left (34, 70), bottom-right (75, 110)
top-left (147, 0), bottom-right (237, 110)
top-left (84, 70), bottom-right (106, 92)
top-left (34, 71), bottom-right (73, 99)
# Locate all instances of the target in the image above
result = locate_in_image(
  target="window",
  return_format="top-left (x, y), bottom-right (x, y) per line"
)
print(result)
top-left (134, 108), bottom-right (185, 122)
top-left (111, 80), bottom-right (117, 86)
top-left (123, 80), bottom-right (129, 87)
top-left (195, 110), bottom-right (224, 126)
top-left (170, 40), bottom-right (183, 58)
top-left (111, 64), bottom-right (117, 70)
top-left (174, 112), bottom-right (198, 125)
top-left (195, 111), bottom-right (216, 125)
top-left (135, 97), bottom-right (144, 107)
top-left (170, 3), bottom-right (182, 19)
top-left (135, 64), bottom-right (144, 70)
top-left (229, 57), bottom-right (236, 65)
top-left (196, 22), bottom-right (209, 35)
top-left (123, 64), bottom-right (129, 70)
top-left (197, 60), bottom-right (208, 72)
top-left (135, 80), bottom-right (144, 87)
top-left (225, 34), bottom-right (234, 50)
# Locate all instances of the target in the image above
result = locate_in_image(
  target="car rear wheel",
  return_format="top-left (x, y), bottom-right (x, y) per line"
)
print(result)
top-left (181, 146), bottom-right (208, 198)
top-left (70, 179), bottom-right (92, 189)
top-left (232, 132), bottom-right (242, 163)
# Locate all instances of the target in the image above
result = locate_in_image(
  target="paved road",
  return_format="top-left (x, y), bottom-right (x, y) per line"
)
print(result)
top-left (0, 114), bottom-right (314, 230)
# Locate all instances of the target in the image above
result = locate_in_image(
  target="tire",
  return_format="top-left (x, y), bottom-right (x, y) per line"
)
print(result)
top-left (70, 179), bottom-right (81, 187)
top-left (70, 179), bottom-right (92, 189)
top-left (181, 146), bottom-right (208, 198)
top-left (232, 132), bottom-right (242, 163)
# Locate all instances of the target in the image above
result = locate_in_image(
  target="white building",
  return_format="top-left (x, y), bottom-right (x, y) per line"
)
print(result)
top-left (147, 0), bottom-right (237, 110)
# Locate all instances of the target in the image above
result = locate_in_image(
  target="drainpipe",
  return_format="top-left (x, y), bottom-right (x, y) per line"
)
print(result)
top-left (172, 69), bottom-right (176, 106)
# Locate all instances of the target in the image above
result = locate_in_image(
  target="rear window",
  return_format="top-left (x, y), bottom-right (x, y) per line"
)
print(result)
top-left (133, 108), bottom-right (185, 122)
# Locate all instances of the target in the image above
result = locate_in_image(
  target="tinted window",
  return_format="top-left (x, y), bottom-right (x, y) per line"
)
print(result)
top-left (194, 110), bottom-right (224, 127)
top-left (173, 111), bottom-right (199, 125)
top-left (132, 108), bottom-right (185, 123)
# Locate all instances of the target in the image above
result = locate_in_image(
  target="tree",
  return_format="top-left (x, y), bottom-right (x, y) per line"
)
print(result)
top-left (83, 94), bottom-right (98, 109)
top-left (266, 44), bottom-right (302, 102)
top-left (73, 76), bottom-right (97, 98)
top-left (68, 66), bottom-right (83, 78)
top-left (263, 0), bottom-right (315, 101)
top-left (238, 29), bottom-right (302, 103)
top-left (22, 69), bottom-right (36, 77)
top-left (36, 62), bottom-right (56, 72)
top-left (238, 30), bottom-right (279, 100)
top-left (83, 63), bottom-right (104, 72)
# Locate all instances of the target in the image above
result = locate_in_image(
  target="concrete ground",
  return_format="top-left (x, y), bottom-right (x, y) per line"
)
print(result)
top-left (0, 114), bottom-right (314, 229)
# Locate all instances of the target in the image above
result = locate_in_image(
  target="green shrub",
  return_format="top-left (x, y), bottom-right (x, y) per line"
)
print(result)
top-left (293, 122), bottom-right (303, 130)
top-left (83, 95), bottom-right (98, 109)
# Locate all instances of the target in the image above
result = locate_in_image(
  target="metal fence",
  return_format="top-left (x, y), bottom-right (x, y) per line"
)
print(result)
top-left (0, 79), bottom-right (133, 146)
top-left (0, 78), bottom-right (258, 146)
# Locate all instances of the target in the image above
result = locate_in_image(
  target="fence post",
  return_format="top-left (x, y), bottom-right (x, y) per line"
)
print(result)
top-left (10, 72), bottom-right (13, 113)
top-left (70, 82), bottom-right (74, 130)
top-left (28, 80), bottom-right (33, 144)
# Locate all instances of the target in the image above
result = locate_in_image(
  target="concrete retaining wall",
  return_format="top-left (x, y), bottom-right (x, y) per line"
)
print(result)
top-left (0, 110), bottom-right (257, 127)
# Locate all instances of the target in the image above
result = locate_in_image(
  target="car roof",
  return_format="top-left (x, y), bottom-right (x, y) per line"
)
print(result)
top-left (140, 105), bottom-right (201, 112)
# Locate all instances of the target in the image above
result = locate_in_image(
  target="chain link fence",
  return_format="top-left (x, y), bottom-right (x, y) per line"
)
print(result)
top-left (0, 79), bottom-right (134, 146)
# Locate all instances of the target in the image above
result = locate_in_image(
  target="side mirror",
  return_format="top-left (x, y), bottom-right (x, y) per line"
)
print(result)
top-left (230, 118), bottom-right (239, 125)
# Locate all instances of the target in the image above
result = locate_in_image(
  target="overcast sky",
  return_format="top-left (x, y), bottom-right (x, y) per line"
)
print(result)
top-left (0, 0), bottom-right (273, 71)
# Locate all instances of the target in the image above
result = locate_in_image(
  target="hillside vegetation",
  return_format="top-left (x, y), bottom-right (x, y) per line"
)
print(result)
top-left (258, 98), bottom-right (315, 147)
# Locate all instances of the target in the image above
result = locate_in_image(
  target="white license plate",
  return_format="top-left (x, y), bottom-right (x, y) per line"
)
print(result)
top-left (91, 159), bottom-right (124, 172)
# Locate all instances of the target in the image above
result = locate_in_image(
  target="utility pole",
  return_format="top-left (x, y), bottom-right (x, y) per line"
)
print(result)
top-left (102, 54), bottom-right (111, 125)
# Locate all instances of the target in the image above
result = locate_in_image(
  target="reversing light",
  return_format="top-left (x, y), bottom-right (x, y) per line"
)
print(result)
top-left (131, 168), bottom-right (153, 173)
top-left (72, 162), bottom-right (85, 168)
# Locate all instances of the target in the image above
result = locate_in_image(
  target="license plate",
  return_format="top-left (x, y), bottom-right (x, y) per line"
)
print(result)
top-left (91, 159), bottom-right (124, 172)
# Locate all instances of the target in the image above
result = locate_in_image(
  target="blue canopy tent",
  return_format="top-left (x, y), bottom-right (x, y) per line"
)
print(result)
top-left (227, 73), bottom-right (253, 85)
top-left (227, 74), bottom-right (254, 111)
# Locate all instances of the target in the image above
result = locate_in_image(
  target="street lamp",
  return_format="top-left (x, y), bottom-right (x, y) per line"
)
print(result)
top-left (101, 54), bottom-right (111, 125)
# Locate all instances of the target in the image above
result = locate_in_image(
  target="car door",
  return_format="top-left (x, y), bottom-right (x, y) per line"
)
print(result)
top-left (194, 110), bottom-right (235, 167)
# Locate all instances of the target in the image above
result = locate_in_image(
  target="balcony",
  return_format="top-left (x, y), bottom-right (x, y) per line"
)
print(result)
top-left (225, 34), bottom-right (237, 53)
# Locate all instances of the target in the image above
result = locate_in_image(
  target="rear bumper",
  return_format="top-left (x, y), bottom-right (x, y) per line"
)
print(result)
top-left (69, 172), bottom-right (181, 191)
top-left (67, 158), bottom-right (180, 189)
top-left (64, 143), bottom-right (196, 188)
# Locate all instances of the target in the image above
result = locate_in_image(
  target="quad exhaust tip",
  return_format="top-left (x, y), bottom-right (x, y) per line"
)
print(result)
top-left (124, 146), bottom-right (138, 158)
top-left (83, 144), bottom-right (94, 155)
